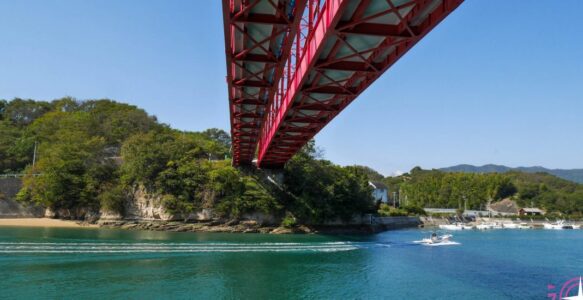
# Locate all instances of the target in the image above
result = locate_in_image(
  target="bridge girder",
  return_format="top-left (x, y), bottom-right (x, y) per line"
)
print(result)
top-left (224, 0), bottom-right (464, 168)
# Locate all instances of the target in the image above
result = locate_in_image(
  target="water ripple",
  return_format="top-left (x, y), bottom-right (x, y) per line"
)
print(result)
top-left (0, 241), bottom-right (366, 254)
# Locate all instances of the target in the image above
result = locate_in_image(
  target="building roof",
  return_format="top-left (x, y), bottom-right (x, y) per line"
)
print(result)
top-left (520, 207), bottom-right (544, 213)
top-left (489, 198), bottom-right (519, 214)
top-left (424, 208), bottom-right (457, 214)
top-left (368, 181), bottom-right (387, 190)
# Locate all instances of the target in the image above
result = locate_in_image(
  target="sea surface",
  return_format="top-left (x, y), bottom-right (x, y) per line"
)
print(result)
top-left (0, 226), bottom-right (581, 299)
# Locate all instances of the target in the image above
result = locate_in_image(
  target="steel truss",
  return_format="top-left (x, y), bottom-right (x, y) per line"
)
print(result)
top-left (224, 0), bottom-right (464, 168)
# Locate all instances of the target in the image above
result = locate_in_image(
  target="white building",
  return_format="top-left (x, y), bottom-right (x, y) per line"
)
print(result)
top-left (369, 181), bottom-right (388, 203)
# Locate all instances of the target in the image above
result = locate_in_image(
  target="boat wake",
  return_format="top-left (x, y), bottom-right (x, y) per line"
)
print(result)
top-left (0, 241), bottom-right (362, 254)
top-left (412, 240), bottom-right (460, 247)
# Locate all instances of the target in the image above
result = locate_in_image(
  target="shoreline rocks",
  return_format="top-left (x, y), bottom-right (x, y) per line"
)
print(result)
top-left (95, 220), bottom-right (387, 235)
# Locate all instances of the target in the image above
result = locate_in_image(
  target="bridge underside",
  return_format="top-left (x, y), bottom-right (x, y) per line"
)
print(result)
top-left (222, 0), bottom-right (307, 166)
top-left (223, 0), bottom-right (463, 168)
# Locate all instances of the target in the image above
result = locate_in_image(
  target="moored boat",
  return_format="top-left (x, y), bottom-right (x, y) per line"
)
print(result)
top-left (438, 223), bottom-right (465, 230)
top-left (476, 222), bottom-right (502, 230)
top-left (543, 220), bottom-right (573, 230)
top-left (476, 223), bottom-right (492, 230)
top-left (502, 222), bottom-right (519, 229)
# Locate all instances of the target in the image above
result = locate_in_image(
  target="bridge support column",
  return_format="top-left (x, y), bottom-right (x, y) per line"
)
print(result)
top-left (261, 168), bottom-right (285, 187)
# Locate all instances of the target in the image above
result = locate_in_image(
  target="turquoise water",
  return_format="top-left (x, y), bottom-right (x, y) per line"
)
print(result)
top-left (0, 227), bottom-right (581, 299)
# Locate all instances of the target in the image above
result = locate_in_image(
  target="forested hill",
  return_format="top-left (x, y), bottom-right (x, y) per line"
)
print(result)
top-left (441, 164), bottom-right (583, 184)
top-left (382, 167), bottom-right (583, 216)
top-left (0, 98), bottom-right (374, 224)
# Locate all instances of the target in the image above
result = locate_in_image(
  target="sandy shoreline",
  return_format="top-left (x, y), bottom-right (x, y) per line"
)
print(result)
top-left (0, 218), bottom-right (97, 228)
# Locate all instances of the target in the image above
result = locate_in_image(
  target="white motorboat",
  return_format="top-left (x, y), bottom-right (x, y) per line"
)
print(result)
top-left (438, 222), bottom-right (473, 230)
top-left (476, 222), bottom-right (503, 230)
top-left (543, 220), bottom-right (573, 230)
top-left (517, 222), bottom-right (531, 229)
top-left (502, 222), bottom-right (519, 229)
top-left (414, 233), bottom-right (460, 246)
top-left (438, 223), bottom-right (464, 230)
top-left (476, 223), bottom-right (492, 230)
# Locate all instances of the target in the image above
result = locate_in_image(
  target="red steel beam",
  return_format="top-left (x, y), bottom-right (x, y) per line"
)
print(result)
top-left (223, 0), bottom-right (307, 166)
top-left (257, 0), bottom-right (464, 168)
top-left (258, 0), bottom-right (348, 166)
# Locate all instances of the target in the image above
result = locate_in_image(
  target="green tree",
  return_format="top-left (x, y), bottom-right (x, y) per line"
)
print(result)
top-left (284, 141), bottom-right (374, 223)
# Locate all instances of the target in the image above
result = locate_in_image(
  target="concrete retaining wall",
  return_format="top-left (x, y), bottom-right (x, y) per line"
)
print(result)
top-left (0, 178), bottom-right (44, 218)
top-left (371, 216), bottom-right (422, 229)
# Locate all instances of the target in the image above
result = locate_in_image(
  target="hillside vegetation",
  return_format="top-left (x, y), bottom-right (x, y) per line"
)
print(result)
top-left (0, 98), bottom-right (373, 224)
top-left (384, 167), bottom-right (583, 216)
top-left (441, 164), bottom-right (583, 184)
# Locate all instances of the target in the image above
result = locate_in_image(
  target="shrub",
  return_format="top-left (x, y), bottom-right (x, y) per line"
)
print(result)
top-left (281, 215), bottom-right (297, 228)
top-left (403, 204), bottom-right (427, 216)
top-left (378, 203), bottom-right (408, 216)
top-left (98, 184), bottom-right (128, 214)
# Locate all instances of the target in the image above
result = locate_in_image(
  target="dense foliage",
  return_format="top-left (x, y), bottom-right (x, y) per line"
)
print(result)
top-left (385, 167), bottom-right (583, 216)
top-left (2, 98), bottom-right (376, 224)
top-left (283, 141), bottom-right (375, 224)
top-left (441, 164), bottom-right (583, 184)
top-left (119, 129), bottom-right (278, 218)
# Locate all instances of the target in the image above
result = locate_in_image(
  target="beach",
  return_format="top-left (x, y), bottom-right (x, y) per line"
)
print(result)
top-left (0, 218), bottom-right (97, 228)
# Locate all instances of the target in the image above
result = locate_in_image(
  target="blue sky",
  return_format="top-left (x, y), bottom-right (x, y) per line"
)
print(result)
top-left (1, 0), bottom-right (582, 175)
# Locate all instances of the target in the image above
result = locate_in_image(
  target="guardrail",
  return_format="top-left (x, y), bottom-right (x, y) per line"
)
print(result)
top-left (0, 174), bottom-right (42, 179)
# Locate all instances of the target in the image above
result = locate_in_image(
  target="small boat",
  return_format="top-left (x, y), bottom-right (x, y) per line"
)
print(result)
top-left (438, 222), bottom-right (473, 230)
top-left (438, 223), bottom-right (464, 230)
top-left (543, 222), bottom-right (560, 230)
top-left (476, 223), bottom-right (492, 230)
top-left (502, 222), bottom-right (519, 229)
top-left (543, 220), bottom-right (573, 230)
top-left (492, 222), bottom-right (503, 229)
top-left (517, 222), bottom-right (531, 229)
top-left (414, 233), bottom-right (460, 246)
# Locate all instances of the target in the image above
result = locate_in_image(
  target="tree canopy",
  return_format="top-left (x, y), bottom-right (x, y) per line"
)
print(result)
top-left (5, 98), bottom-right (377, 224)
top-left (386, 167), bottom-right (583, 216)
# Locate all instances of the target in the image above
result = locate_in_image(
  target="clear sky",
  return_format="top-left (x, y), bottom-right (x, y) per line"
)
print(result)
top-left (1, 0), bottom-right (582, 176)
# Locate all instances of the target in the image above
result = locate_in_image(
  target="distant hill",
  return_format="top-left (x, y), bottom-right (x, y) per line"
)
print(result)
top-left (440, 164), bottom-right (583, 184)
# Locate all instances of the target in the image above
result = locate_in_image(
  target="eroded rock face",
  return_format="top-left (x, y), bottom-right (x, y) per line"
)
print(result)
top-left (44, 208), bottom-right (56, 218)
top-left (124, 186), bottom-right (177, 221)
top-left (44, 207), bottom-right (96, 220)
top-left (120, 186), bottom-right (221, 222)
top-left (241, 212), bottom-right (277, 226)
top-left (98, 210), bottom-right (123, 221)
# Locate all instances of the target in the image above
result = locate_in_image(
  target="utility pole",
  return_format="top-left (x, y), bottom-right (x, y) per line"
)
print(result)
top-left (32, 141), bottom-right (38, 168)
top-left (393, 192), bottom-right (397, 208)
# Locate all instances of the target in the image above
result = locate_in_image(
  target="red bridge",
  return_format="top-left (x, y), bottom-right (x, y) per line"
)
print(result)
top-left (222, 0), bottom-right (463, 168)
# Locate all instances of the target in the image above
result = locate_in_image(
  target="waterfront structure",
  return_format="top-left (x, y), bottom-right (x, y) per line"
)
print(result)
top-left (222, 0), bottom-right (464, 167)
top-left (519, 208), bottom-right (544, 216)
top-left (369, 181), bottom-right (388, 203)
top-left (424, 208), bottom-right (490, 217)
